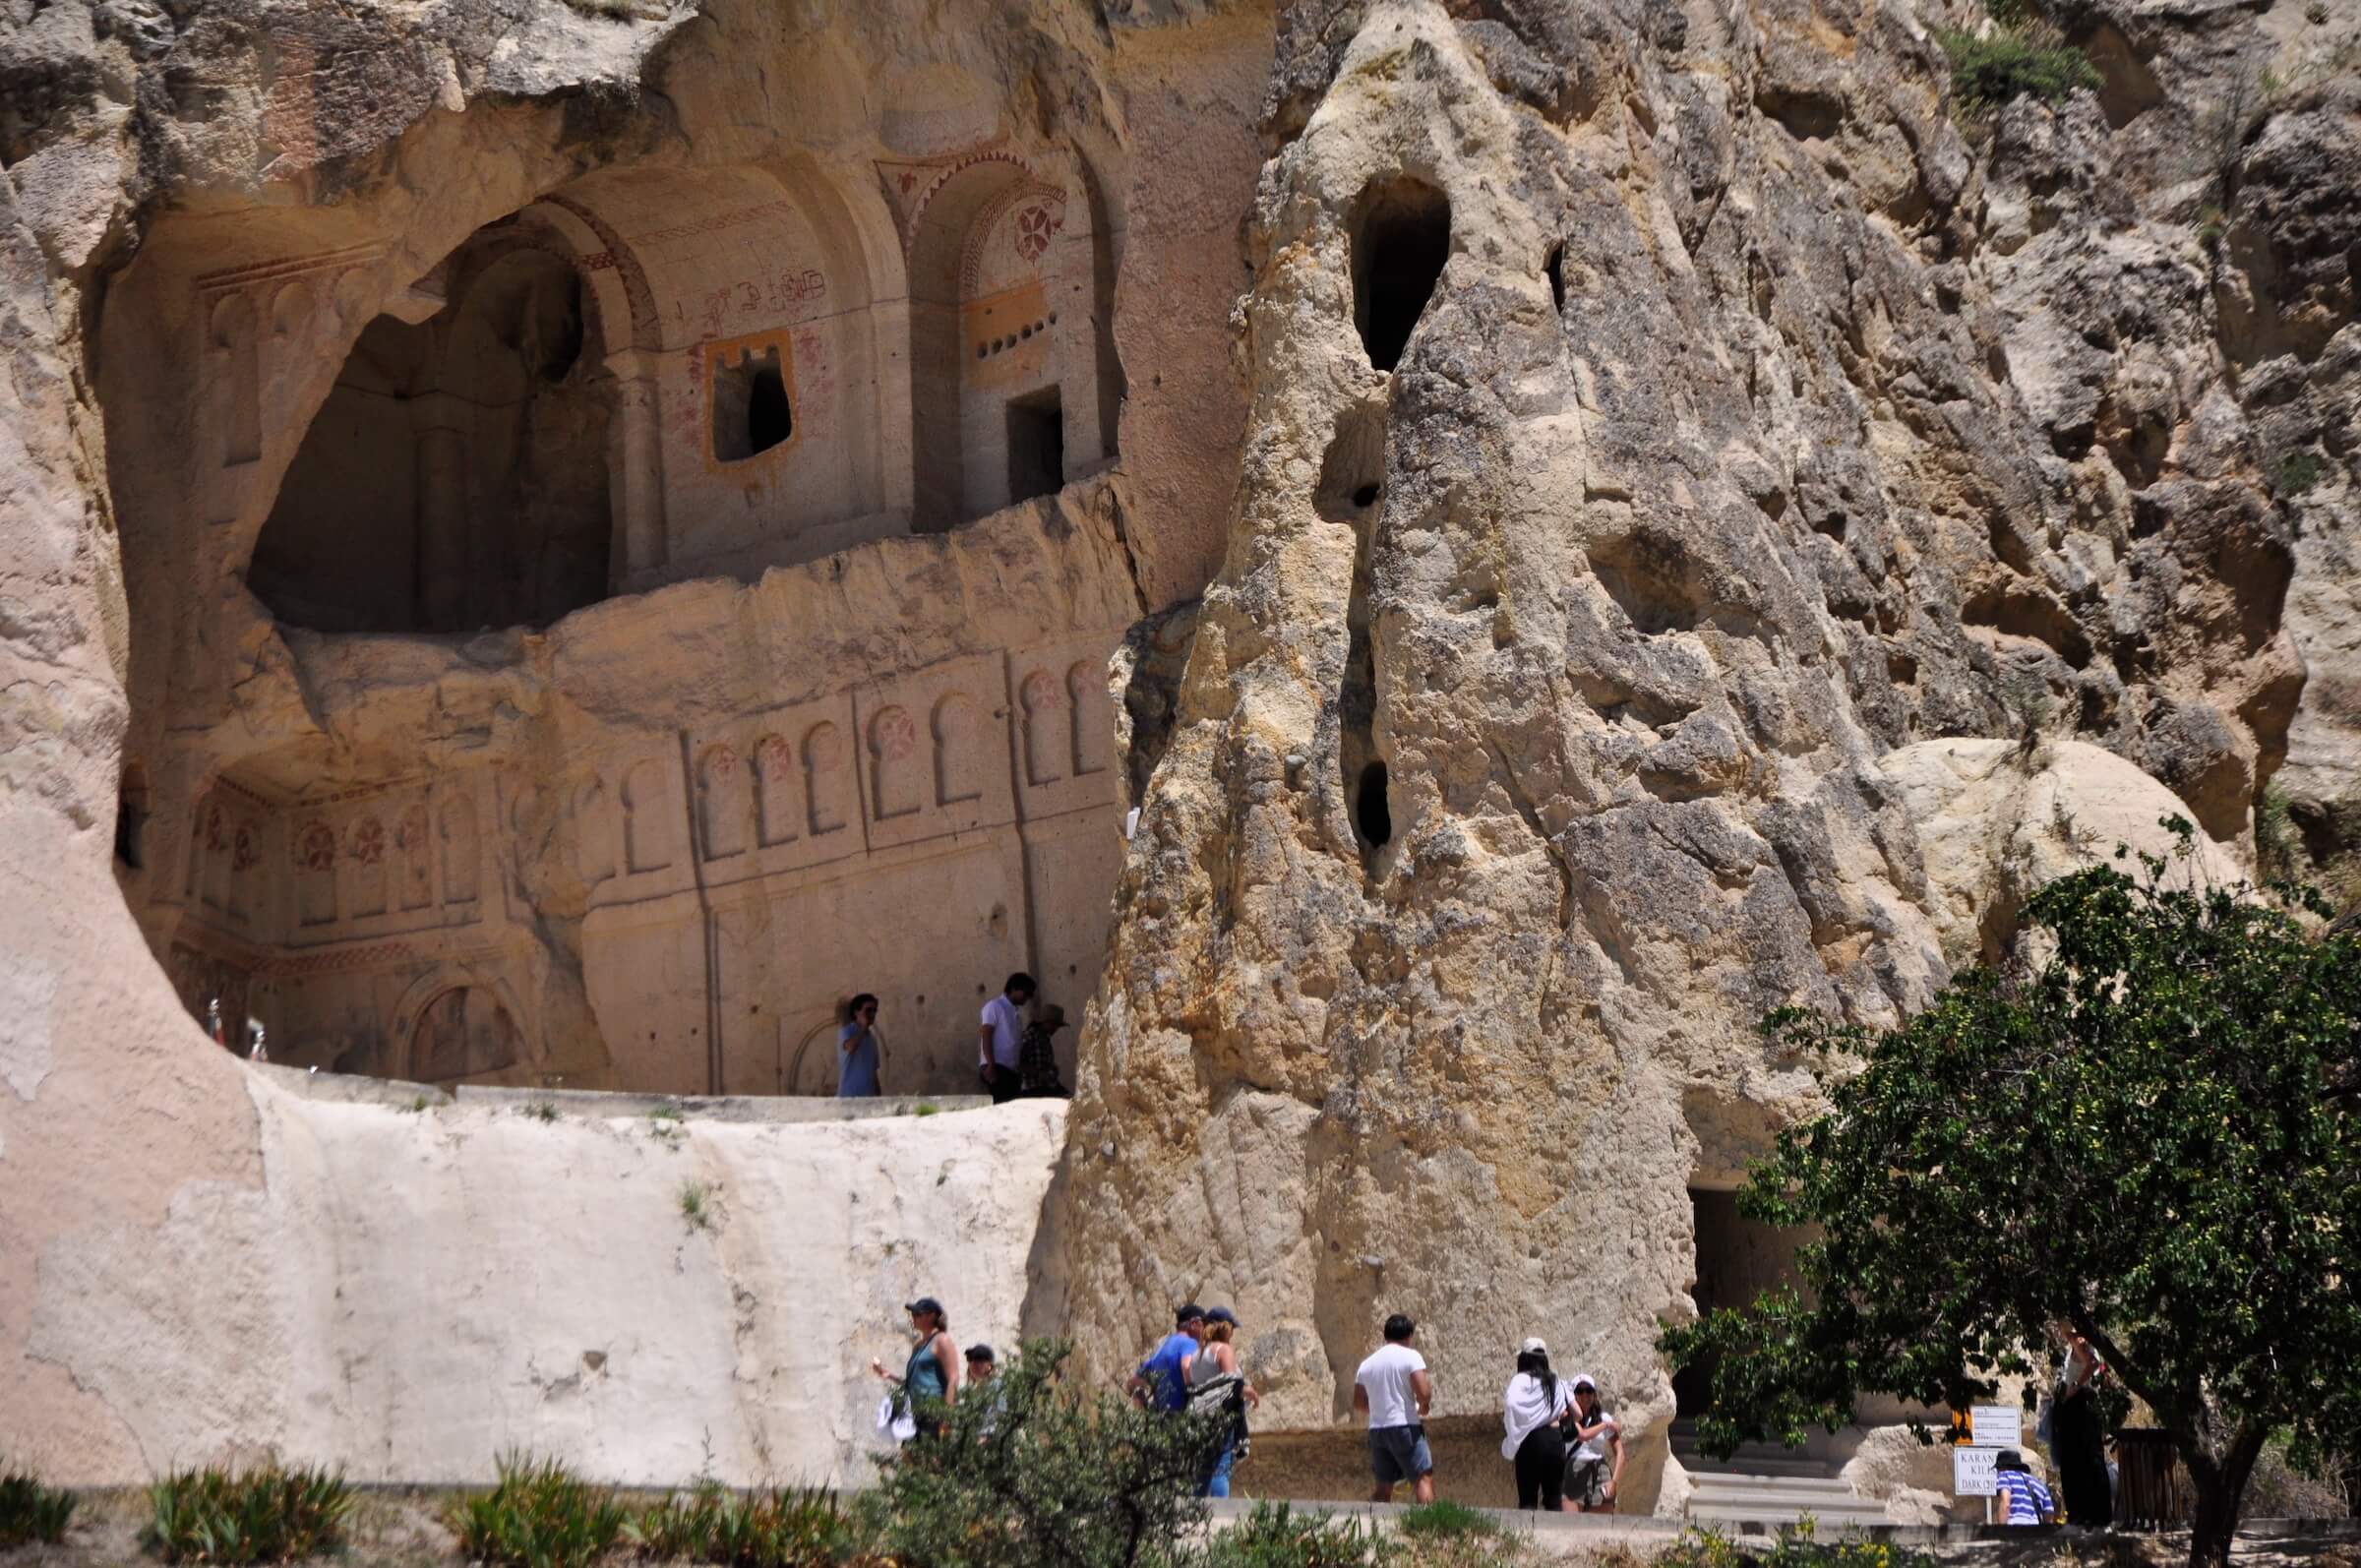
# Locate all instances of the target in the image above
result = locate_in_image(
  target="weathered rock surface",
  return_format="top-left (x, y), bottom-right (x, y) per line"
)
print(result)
top-left (1040, 0), bottom-right (2345, 1510)
top-left (1881, 737), bottom-right (2246, 963)
top-left (3, 0), bottom-right (2356, 1503)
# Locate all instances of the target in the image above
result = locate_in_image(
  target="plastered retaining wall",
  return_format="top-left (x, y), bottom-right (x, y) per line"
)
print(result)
top-left (21, 1064), bottom-right (1062, 1486)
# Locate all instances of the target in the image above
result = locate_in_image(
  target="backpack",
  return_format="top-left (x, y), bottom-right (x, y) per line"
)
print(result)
top-left (1187, 1359), bottom-right (1250, 1461)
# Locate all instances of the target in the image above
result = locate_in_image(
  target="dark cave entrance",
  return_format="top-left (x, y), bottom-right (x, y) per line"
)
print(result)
top-left (1351, 177), bottom-right (1452, 373)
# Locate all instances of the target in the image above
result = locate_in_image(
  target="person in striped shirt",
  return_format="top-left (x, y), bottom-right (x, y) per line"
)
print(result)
top-left (1994, 1450), bottom-right (2056, 1525)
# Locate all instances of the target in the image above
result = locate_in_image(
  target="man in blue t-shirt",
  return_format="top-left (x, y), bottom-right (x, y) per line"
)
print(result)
top-left (1127, 1303), bottom-right (1207, 1411)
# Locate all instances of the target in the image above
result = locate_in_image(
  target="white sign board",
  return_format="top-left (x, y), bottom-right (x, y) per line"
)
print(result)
top-left (1953, 1445), bottom-right (1999, 1496)
top-left (1970, 1405), bottom-right (2023, 1449)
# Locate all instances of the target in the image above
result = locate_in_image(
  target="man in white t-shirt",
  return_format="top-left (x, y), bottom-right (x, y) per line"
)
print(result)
top-left (1353, 1312), bottom-right (1435, 1502)
top-left (976, 972), bottom-right (1034, 1105)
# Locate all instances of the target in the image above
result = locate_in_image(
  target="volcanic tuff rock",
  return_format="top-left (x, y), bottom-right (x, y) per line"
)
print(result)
top-left (1037, 0), bottom-right (2354, 1508)
top-left (2, 0), bottom-right (2357, 1503)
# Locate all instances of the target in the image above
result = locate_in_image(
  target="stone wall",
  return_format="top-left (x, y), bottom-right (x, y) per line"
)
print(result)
top-left (23, 1071), bottom-right (1066, 1487)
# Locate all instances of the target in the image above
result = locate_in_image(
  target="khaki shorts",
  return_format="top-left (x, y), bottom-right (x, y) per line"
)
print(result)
top-left (1565, 1455), bottom-right (1610, 1509)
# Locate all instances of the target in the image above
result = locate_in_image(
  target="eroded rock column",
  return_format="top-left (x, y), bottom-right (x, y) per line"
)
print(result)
top-left (1045, 1), bottom-right (1957, 1503)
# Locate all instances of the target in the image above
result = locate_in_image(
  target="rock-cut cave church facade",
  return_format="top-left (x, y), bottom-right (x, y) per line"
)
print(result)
top-left (111, 90), bottom-right (1149, 1099)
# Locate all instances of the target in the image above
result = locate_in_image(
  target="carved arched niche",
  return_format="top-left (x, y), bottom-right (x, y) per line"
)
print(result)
top-left (904, 153), bottom-right (1108, 529)
top-left (248, 220), bottom-right (615, 633)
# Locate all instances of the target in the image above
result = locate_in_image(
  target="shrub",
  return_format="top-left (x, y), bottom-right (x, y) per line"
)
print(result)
top-left (0, 1465), bottom-right (76, 1547)
top-left (448, 1453), bottom-right (627, 1568)
top-left (634, 1480), bottom-right (731, 1558)
top-left (1202, 1502), bottom-right (1391, 1568)
top-left (145, 1463), bottom-right (352, 1564)
top-left (1654, 1526), bottom-right (1940, 1568)
top-left (2258, 785), bottom-right (2300, 878)
top-left (2276, 451), bottom-right (2325, 496)
top-left (634, 1480), bottom-right (874, 1565)
top-left (1936, 25), bottom-right (2101, 112)
top-left (865, 1338), bottom-right (1223, 1568)
top-left (680, 1178), bottom-right (717, 1231)
top-left (1394, 1500), bottom-right (1501, 1543)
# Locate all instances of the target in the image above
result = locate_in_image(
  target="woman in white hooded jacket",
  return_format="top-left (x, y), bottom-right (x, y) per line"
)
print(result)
top-left (1500, 1337), bottom-right (1577, 1510)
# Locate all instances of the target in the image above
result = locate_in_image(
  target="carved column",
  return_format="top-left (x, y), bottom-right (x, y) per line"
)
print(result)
top-left (604, 347), bottom-right (668, 582)
top-left (409, 392), bottom-right (469, 631)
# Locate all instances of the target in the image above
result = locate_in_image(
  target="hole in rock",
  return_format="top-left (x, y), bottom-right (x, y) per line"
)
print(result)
top-left (1350, 176), bottom-right (1451, 373)
top-left (1006, 386), bottom-right (1065, 505)
top-left (714, 346), bottom-right (793, 461)
top-left (1544, 241), bottom-right (1565, 317)
top-left (115, 760), bottom-right (150, 870)
top-left (1353, 760), bottom-right (1392, 850)
top-left (1314, 402), bottom-right (1388, 524)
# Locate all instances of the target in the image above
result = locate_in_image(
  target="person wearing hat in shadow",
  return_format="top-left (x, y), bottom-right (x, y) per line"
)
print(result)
top-left (1564, 1373), bottom-right (1623, 1512)
top-left (1501, 1336), bottom-right (1577, 1510)
top-left (1994, 1449), bottom-right (2056, 1525)
top-left (870, 1296), bottom-right (959, 1440)
top-left (1018, 1003), bottom-right (1071, 1099)
top-left (963, 1343), bottom-right (1008, 1439)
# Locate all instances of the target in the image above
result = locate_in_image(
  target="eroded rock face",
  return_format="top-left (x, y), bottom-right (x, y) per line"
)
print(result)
top-left (3, 0), bottom-right (2355, 1500)
top-left (1042, 0), bottom-right (2338, 1505)
top-left (1, 0), bottom-right (1269, 1477)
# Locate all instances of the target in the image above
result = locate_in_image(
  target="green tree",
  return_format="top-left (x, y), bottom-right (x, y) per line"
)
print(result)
top-left (1661, 824), bottom-right (2361, 1568)
top-left (868, 1338), bottom-right (1225, 1568)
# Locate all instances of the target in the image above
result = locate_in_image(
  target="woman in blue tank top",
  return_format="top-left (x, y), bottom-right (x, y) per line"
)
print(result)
top-left (871, 1296), bottom-right (958, 1439)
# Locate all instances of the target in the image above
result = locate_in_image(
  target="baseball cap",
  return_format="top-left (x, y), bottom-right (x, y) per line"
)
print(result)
top-left (1519, 1336), bottom-right (1548, 1357)
top-left (965, 1343), bottom-right (996, 1364)
top-left (1571, 1372), bottom-right (1598, 1391)
top-left (1206, 1306), bottom-right (1240, 1326)
top-left (1176, 1302), bottom-right (1207, 1326)
top-left (906, 1296), bottom-right (943, 1317)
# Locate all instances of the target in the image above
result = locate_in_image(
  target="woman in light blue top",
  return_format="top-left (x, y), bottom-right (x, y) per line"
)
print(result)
top-left (837, 994), bottom-right (882, 1097)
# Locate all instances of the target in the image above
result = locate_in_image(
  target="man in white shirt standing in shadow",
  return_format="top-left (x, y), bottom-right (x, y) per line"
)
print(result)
top-left (977, 972), bottom-right (1034, 1105)
top-left (1354, 1312), bottom-right (1435, 1503)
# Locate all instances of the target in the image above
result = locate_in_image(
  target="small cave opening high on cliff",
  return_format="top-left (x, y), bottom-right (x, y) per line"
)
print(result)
top-left (1350, 176), bottom-right (1451, 373)
top-left (250, 228), bottom-right (615, 634)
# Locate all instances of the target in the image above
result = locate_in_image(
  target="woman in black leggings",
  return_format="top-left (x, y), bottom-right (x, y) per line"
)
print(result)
top-left (1500, 1337), bottom-right (1575, 1509)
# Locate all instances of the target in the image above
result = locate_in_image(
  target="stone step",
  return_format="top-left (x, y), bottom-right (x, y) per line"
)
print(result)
top-left (1689, 1477), bottom-right (1859, 1496)
top-left (1686, 1504), bottom-right (1893, 1532)
top-left (1678, 1454), bottom-right (1836, 1479)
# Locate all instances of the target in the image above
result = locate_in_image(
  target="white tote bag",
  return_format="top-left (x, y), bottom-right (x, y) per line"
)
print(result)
top-left (875, 1394), bottom-right (918, 1443)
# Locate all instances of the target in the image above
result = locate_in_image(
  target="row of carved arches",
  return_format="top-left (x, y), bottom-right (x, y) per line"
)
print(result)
top-left (242, 148), bottom-right (1113, 636)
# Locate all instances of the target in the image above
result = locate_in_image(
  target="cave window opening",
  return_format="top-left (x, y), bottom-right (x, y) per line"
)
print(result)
top-left (1353, 760), bottom-right (1392, 850)
top-left (1352, 482), bottom-right (1381, 510)
top-left (1006, 387), bottom-right (1064, 506)
top-left (246, 229), bottom-right (614, 634)
top-left (715, 346), bottom-right (793, 462)
top-left (1351, 177), bottom-right (1452, 374)
top-left (1545, 241), bottom-right (1566, 317)
top-left (115, 761), bottom-right (150, 870)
